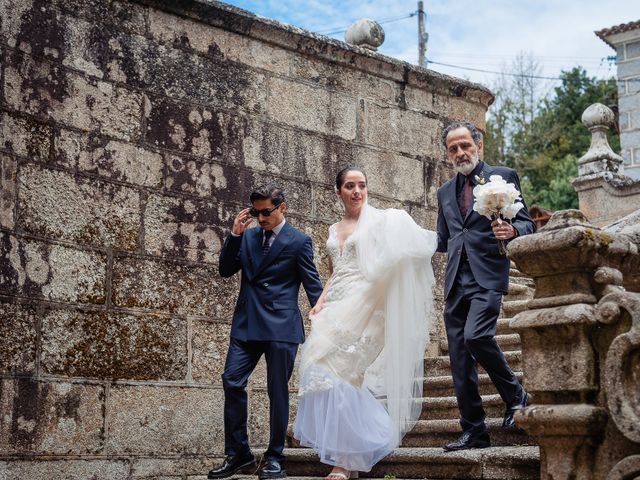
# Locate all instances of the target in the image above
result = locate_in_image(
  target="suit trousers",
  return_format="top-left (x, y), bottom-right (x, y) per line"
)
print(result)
top-left (444, 260), bottom-right (522, 434)
top-left (222, 338), bottom-right (298, 461)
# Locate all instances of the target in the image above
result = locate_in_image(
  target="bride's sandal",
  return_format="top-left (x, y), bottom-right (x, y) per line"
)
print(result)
top-left (324, 474), bottom-right (348, 480)
top-left (325, 470), bottom-right (357, 480)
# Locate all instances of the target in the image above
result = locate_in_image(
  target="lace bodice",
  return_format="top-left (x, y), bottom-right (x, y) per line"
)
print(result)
top-left (297, 223), bottom-right (385, 393)
top-left (324, 224), bottom-right (364, 303)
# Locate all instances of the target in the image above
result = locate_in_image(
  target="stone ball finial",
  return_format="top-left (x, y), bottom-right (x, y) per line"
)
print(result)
top-left (576, 102), bottom-right (624, 177)
top-left (582, 103), bottom-right (615, 130)
top-left (344, 19), bottom-right (385, 51)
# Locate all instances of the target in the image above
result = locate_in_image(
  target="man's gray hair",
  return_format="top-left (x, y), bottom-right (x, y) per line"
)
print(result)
top-left (441, 122), bottom-right (483, 147)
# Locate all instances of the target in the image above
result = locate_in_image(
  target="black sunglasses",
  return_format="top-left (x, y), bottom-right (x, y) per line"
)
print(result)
top-left (249, 204), bottom-right (282, 217)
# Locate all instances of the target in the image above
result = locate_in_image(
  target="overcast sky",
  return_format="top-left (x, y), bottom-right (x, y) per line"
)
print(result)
top-left (223, 0), bottom-right (636, 93)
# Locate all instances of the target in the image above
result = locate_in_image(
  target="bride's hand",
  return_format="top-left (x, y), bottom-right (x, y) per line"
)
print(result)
top-left (309, 303), bottom-right (323, 318)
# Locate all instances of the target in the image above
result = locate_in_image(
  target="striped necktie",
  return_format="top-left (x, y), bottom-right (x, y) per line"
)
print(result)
top-left (262, 230), bottom-right (274, 256)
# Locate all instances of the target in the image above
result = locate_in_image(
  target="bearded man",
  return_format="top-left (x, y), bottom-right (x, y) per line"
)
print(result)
top-left (435, 122), bottom-right (536, 451)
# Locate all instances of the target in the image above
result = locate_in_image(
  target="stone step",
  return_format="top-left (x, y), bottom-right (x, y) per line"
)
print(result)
top-left (282, 446), bottom-right (539, 479)
top-left (402, 419), bottom-right (535, 448)
top-left (509, 267), bottom-right (530, 278)
top-left (422, 372), bottom-right (523, 398)
top-left (505, 282), bottom-right (534, 301)
top-left (439, 333), bottom-right (521, 354)
top-left (419, 394), bottom-right (504, 420)
top-left (424, 351), bottom-right (521, 377)
top-left (501, 299), bottom-right (530, 317)
top-left (496, 317), bottom-right (517, 335)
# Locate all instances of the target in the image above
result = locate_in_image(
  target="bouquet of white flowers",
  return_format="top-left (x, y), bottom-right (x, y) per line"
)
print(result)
top-left (472, 174), bottom-right (524, 254)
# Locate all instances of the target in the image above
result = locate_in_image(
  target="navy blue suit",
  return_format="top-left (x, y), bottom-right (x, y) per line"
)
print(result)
top-left (436, 161), bottom-right (536, 434)
top-left (219, 221), bottom-right (323, 461)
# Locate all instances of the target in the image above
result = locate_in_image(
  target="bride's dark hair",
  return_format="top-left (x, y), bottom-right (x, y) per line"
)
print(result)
top-left (335, 166), bottom-right (367, 190)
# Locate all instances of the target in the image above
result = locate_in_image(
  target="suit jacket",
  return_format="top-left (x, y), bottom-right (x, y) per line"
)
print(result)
top-left (436, 162), bottom-right (536, 299)
top-left (219, 222), bottom-right (323, 344)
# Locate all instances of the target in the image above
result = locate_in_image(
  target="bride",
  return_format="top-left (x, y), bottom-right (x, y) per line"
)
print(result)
top-left (293, 167), bottom-right (437, 479)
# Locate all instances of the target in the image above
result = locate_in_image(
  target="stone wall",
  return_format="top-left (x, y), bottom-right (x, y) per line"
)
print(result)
top-left (0, 0), bottom-right (492, 477)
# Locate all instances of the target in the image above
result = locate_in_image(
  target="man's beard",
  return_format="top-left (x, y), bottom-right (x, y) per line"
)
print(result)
top-left (453, 152), bottom-right (479, 176)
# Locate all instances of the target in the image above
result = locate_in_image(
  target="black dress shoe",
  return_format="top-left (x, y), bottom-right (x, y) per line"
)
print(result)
top-left (208, 453), bottom-right (257, 479)
top-left (503, 390), bottom-right (530, 429)
top-left (443, 431), bottom-right (490, 451)
top-left (258, 458), bottom-right (286, 479)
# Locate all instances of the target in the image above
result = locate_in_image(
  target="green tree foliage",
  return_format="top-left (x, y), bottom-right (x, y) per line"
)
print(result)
top-left (485, 64), bottom-right (620, 211)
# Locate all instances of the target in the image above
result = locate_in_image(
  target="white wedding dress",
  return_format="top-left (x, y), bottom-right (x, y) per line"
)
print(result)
top-left (293, 204), bottom-right (437, 472)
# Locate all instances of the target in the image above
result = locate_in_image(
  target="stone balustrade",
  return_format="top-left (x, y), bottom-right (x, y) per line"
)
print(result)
top-left (508, 209), bottom-right (640, 479)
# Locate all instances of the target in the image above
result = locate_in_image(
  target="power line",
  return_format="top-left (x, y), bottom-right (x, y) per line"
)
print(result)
top-left (427, 58), bottom-right (638, 82)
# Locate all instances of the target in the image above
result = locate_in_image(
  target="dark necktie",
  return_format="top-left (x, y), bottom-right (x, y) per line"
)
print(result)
top-left (262, 230), bottom-right (274, 256)
top-left (459, 176), bottom-right (473, 218)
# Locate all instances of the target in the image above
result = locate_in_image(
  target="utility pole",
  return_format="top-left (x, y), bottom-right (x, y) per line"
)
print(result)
top-left (418, 1), bottom-right (428, 67)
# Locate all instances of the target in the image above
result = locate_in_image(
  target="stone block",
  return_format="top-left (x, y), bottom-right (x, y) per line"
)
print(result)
top-left (0, 112), bottom-right (55, 164)
top-left (0, 154), bottom-right (17, 229)
top-left (4, 51), bottom-right (144, 141)
top-left (267, 77), bottom-right (357, 140)
top-left (1, 0), bottom-right (145, 53)
top-left (431, 253), bottom-right (447, 298)
top-left (163, 153), bottom-right (246, 201)
top-left (291, 55), bottom-right (398, 104)
top-left (445, 95), bottom-right (488, 130)
top-left (54, 129), bottom-right (163, 188)
top-left (409, 204), bottom-right (438, 230)
top-left (18, 163), bottom-right (140, 250)
top-left (0, 233), bottom-right (106, 304)
top-left (248, 388), bottom-right (272, 447)
top-left (246, 123), bottom-right (326, 181)
top-left (145, 95), bottom-right (257, 165)
top-left (55, 0), bottom-right (147, 34)
top-left (0, 378), bottom-right (105, 454)
top-left (245, 172), bottom-right (314, 218)
top-left (112, 256), bottom-right (238, 318)
top-left (353, 148), bottom-right (425, 203)
top-left (365, 102), bottom-right (442, 158)
top-left (191, 320), bottom-right (231, 384)
top-left (301, 135), bottom-right (359, 186)
top-left (41, 308), bottom-right (187, 381)
top-left (131, 456), bottom-right (220, 479)
top-left (404, 85), bottom-right (435, 114)
top-left (0, 459), bottom-right (130, 479)
top-left (0, 301), bottom-right (37, 374)
top-left (148, 9), bottom-right (292, 75)
top-left (106, 385), bottom-right (225, 455)
top-left (144, 193), bottom-right (229, 264)
top-left (424, 159), bottom-right (453, 206)
top-left (312, 185), bottom-right (344, 222)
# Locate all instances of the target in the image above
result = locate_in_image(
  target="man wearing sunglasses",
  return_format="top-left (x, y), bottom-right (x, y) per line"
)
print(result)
top-left (212, 183), bottom-right (323, 480)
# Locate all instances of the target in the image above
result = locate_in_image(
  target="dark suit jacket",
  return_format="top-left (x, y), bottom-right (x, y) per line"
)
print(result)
top-left (436, 162), bottom-right (536, 299)
top-left (219, 222), bottom-right (323, 344)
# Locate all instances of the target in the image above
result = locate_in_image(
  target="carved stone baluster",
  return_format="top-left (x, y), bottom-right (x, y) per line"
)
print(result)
top-left (507, 209), bottom-right (640, 479)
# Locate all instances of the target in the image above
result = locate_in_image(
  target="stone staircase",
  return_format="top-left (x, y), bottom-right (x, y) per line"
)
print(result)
top-left (283, 268), bottom-right (540, 479)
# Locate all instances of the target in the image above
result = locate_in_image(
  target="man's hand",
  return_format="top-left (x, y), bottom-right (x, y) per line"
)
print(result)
top-left (232, 208), bottom-right (254, 235)
top-left (491, 218), bottom-right (516, 240)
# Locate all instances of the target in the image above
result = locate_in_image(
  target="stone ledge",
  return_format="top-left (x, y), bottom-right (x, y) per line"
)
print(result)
top-left (134, 0), bottom-right (493, 107)
top-left (283, 446), bottom-right (539, 479)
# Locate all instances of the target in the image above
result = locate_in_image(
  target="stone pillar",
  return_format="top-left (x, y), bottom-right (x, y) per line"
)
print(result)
top-left (572, 103), bottom-right (640, 227)
top-left (507, 209), bottom-right (640, 479)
